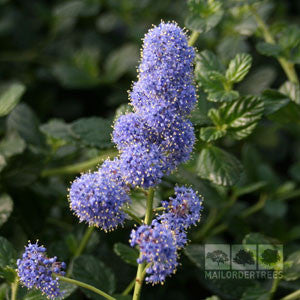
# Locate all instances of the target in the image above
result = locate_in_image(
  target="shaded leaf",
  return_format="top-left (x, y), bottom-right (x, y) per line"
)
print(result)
top-left (256, 42), bottom-right (282, 57)
top-left (261, 89), bottom-right (290, 115)
top-left (0, 132), bottom-right (25, 159)
top-left (73, 255), bottom-right (115, 300)
top-left (7, 104), bottom-right (44, 147)
top-left (241, 286), bottom-right (270, 300)
top-left (185, 0), bottom-right (223, 33)
top-left (284, 251), bottom-right (300, 281)
top-left (280, 81), bottom-right (300, 105)
top-left (71, 117), bottom-right (112, 149)
top-left (0, 82), bottom-right (25, 117)
top-left (104, 44), bottom-right (138, 83)
top-left (184, 244), bottom-right (204, 269)
top-left (0, 194), bottom-right (13, 228)
top-left (113, 243), bottom-right (138, 266)
top-left (196, 146), bottom-right (243, 186)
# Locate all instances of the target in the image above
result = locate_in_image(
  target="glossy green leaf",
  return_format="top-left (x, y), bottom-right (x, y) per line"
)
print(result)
top-left (71, 117), bottom-right (112, 149)
top-left (185, 0), bottom-right (223, 33)
top-left (196, 146), bottom-right (243, 186)
top-left (53, 48), bottom-right (100, 89)
top-left (0, 82), bottom-right (25, 117)
top-left (256, 42), bottom-right (282, 57)
top-left (280, 81), bottom-right (300, 105)
top-left (241, 286), bottom-right (270, 300)
top-left (0, 132), bottom-right (25, 159)
top-left (113, 243), bottom-right (138, 266)
top-left (184, 244), bottom-right (204, 269)
top-left (208, 96), bottom-right (264, 140)
top-left (7, 104), bottom-right (44, 147)
top-left (0, 194), bottom-right (13, 228)
top-left (199, 126), bottom-right (226, 142)
top-left (104, 44), bottom-right (138, 83)
top-left (73, 255), bottom-right (115, 300)
top-left (40, 119), bottom-right (77, 143)
top-left (0, 155), bottom-right (6, 172)
top-left (284, 251), bottom-right (300, 281)
top-left (226, 53), bottom-right (252, 83)
top-left (0, 237), bottom-right (17, 282)
top-left (261, 89), bottom-right (290, 115)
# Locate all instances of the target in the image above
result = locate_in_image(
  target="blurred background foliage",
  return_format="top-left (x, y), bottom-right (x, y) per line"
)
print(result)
top-left (0, 0), bottom-right (300, 299)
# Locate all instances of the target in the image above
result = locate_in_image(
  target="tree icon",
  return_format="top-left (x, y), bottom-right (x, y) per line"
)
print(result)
top-left (206, 250), bottom-right (229, 266)
top-left (233, 249), bottom-right (255, 266)
top-left (261, 248), bottom-right (281, 266)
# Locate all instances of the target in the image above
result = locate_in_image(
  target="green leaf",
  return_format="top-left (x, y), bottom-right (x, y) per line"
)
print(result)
top-left (185, 0), bottom-right (224, 33)
top-left (280, 81), bottom-right (300, 105)
top-left (196, 146), bottom-right (243, 186)
top-left (284, 251), bottom-right (300, 281)
top-left (184, 244), bottom-right (204, 269)
top-left (7, 104), bottom-right (44, 147)
top-left (242, 233), bottom-right (274, 245)
top-left (53, 47), bottom-right (101, 89)
top-left (256, 42), bottom-right (283, 57)
top-left (0, 132), bottom-right (25, 159)
top-left (199, 126), bottom-right (226, 142)
top-left (40, 119), bottom-right (77, 143)
top-left (261, 89), bottom-right (290, 115)
top-left (0, 155), bottom-right (6, 172)
top-left (71, 117), bottom-right (112, 149)
top-left (235, 181), bottom-right (267, 197)
top-left (0, 82), bottom-right (26, 117)
top-left (104, 44), bottom-right (138, 83)
top-left (113, 243), bottom-right (139, 266)
top-left (208, 96), bottom-right (264, 140)
top-left (195, 51), bottom-right (240, 102)
top-left (195, 51), bottom-right (224, 81)
top-left (268, 102), bottom-right (300, 124)
top-left (226, 53), bottom-right (252, 83)
top-left (241, 286), bottom-right (270, 300)
top-left (0, 194), bottom-right (13, 228)
top-left (72, 255), bottom-right (115, 300)
top-left (0, 237), bottom-right (17, 282)
top-left (0, 283), bottom-right (8, 300)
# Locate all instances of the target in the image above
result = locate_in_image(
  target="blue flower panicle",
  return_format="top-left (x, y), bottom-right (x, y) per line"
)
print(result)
top-left (17, 242), bottom-right (66, 299)
top-left (130, 21), bottom-right (197, 116)
top-left (130, 220), bottom-right (178, 284)
top-left (69, 159), bottom-right (130, 231)
top-left (161, 186), bottom-right (204, 232)
top-left (119, 144), bottom-right (168, 189)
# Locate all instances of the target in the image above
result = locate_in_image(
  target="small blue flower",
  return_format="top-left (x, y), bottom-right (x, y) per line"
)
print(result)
top-left (17, 242), bottom-right (66, 299)
top-left (112, 113), bottom-right (154, 151)
top-left (161, 186), bottom-right (203, 231)
top-left (69, 159), bottom-right (130, 231)
top-left (130, 220), bottom-right (178, 284)
top-left (130, 22), bottom-right (197, 115)
top-left (119, 144), bottom-right (168, 189)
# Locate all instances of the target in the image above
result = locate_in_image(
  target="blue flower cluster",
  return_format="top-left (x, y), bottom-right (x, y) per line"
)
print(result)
top-left (69, 21), bottom-right (197, 230)
top-left (69, 159), bottom-right (130, 232)
top-left (130, 220), bottom-right (178, 284)
top-left (112, 21), bottom-right (197, 188)
top-left (17, 242), bottom-right (66, 299)
top-left (130, 186), bottom-right (203, 284)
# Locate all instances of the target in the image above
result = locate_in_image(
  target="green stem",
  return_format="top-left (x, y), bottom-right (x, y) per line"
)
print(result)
top-left (269, 273), bottom-right (281, 300)
top-left (132, 188), bottom-right (155, 300)
top-left (41, 149), bottom-right (118, 177)
top-left (251, 7), bottom-right (299, 84)
top-left (123, 209), bottom-right (143, 225)
top-left (188, 31), bottom-right (200, 46)
top-left (11, 278), bottom-right (18, 300)
top-left (66, 226), bottom-right (94, 277)
top-left (241, 193), bottom-right (268, 219)
top-left (56, 275), bottom-right (116, 300)
top-left (281, 289), bottom-right (300, 300)
top-left (122, 278), bottom-right (136, 296)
